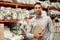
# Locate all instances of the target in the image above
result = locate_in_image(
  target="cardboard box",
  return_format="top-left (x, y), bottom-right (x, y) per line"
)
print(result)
top-left (32, 24), bottom-right (43, 40)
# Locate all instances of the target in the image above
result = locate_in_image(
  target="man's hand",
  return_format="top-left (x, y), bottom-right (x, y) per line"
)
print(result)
top-left (34, 33), bottom-right (42, 39)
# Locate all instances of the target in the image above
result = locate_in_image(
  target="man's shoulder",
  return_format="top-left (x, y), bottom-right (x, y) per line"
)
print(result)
top-left (43, 16), bottom-right (51, 20)
top-left (47, 16), bottom-right (51, 19)
top-left (29, 17), bottom-right (35, 22)
top-left (44, 15), bottom-right (50, 18)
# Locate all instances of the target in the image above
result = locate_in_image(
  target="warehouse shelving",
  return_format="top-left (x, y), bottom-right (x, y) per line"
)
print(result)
top-left (0, 1), bottom-right (34, 8)
top-left (58, 0), bottom-right (60, 1)
top-left (0, 19), bottom-right (18, 22)
top-left (0, 1), bottom-right (60, 10)
top-left (0, 1), bottom-right (59, 20)
top-left (0, 1), bottom-right (20, 35)
top-left (48, 6), bottom-right (60, 10)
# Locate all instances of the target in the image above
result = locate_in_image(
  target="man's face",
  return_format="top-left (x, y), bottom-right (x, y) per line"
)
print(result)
top-left (34, 4), bottom-right (42, 15)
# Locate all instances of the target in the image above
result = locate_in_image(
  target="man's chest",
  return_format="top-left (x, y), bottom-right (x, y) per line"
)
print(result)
top-left (31, 18), bottom-right (48, 30)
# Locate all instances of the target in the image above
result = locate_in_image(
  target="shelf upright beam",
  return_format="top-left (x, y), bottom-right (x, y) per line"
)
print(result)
top-left (16, 4), bottom-right (19, 35)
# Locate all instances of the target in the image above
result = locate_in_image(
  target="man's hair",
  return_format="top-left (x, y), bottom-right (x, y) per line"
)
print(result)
top-left (34, 2), bottom-right (41, 6)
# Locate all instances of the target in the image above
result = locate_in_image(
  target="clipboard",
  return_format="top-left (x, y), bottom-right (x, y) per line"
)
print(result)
top-left (32, 24), bottom-right (43, 40)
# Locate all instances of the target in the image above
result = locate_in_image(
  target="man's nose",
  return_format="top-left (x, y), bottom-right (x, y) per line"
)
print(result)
top-left (37, 10), bottom-right (40, 11)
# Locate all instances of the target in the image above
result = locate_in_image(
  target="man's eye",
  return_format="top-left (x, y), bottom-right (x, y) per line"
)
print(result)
top-left (34, 7), bottom-right (41, 9)
top-left (34, 7), bottom-right (37, 9)
top-left (38, 7), bottom-right (41, 9)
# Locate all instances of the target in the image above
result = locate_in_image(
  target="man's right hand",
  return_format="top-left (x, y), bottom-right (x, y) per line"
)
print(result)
top-left (34, 33), bottom-right (42, 39)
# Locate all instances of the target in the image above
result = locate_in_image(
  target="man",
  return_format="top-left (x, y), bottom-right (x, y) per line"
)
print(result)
top-left (26, 2), bottom-right (54, 40)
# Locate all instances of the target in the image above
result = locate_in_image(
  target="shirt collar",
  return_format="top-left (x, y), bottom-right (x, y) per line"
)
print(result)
top-left (34, 12), bottom-right (43, 19)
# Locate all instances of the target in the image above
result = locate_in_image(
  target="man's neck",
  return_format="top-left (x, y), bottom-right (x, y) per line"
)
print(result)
top-left (36, 14), bottom-right (41, 19)
top-left (35, 11), bottom-right (42, 19)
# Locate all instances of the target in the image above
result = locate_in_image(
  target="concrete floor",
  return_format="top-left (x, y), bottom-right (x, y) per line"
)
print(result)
top-left (54, 33), bottom-right (60, 40)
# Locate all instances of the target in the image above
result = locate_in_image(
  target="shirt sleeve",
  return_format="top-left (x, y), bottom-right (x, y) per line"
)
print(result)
top-left (48, 17), bottom-right (55, 40)
top-left (48, 17), bottom-right (55, 33)
top-left (26, 20), bottom-right (34, 39)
